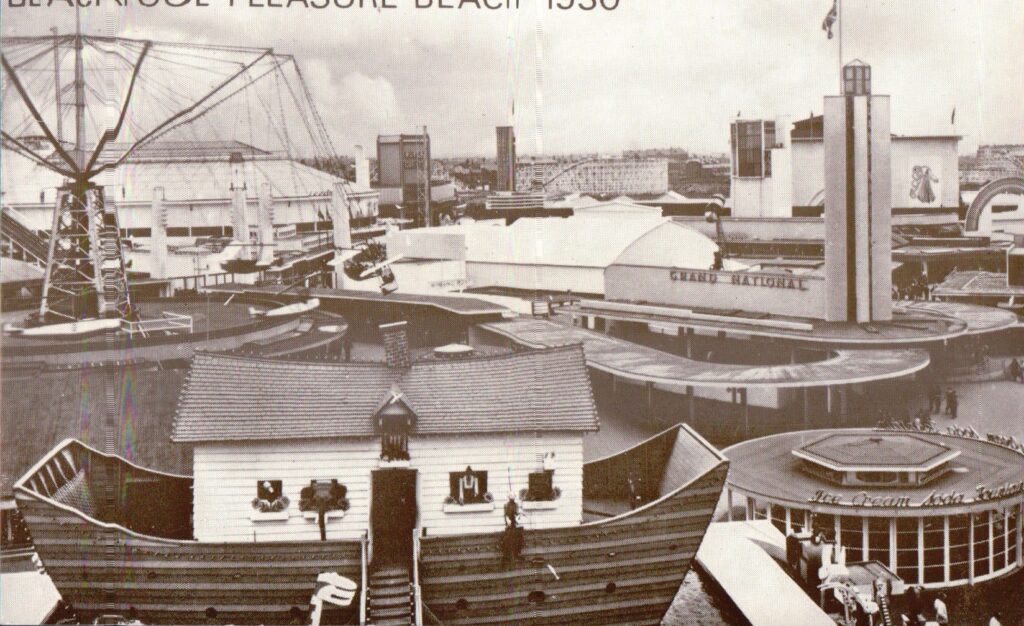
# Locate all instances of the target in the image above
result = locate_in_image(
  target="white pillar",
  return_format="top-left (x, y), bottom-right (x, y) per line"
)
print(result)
top-left (785, 507), bottom-right (792, 534)
top-left (355, 145), bottom-right (370, 188)
top-left (257, 183), bottom-right (275, 266)
top-left (1011, 499), bottom-right (1019, 569)
top-left (229, 153), bottom-right (250, 253)
top-left (150, 187), bottom-right (167, 279)
top-left (918, 517), bottom-right (925, 586)
top-left (943, 515), bottom-right (951, 583)
top-left (330, 182), bottom-right (353, 251)
top-left (989, 510), bottom-right (995, 575)
top-left (862, 518), bottom-right (870, 562)
top-left (968, 512), bottom-right (975, 584)
top-left (889, 518), bottom-right (897, 573)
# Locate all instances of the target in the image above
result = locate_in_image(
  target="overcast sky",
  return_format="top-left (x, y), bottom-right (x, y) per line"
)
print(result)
top-left (4, 0), bottom-right (1022, 157)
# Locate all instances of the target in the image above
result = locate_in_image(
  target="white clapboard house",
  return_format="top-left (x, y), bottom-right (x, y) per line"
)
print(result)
top-left (171, 321), bottom-right (598, 561)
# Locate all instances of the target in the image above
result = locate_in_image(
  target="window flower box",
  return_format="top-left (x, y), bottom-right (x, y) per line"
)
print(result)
top-left (443, 502), bottom-right (496, 514)
top-left (249, 510), bottom-right (290, 522)
top-left (303, 510), bottom-right (346, 522)
top-left (521, 501), bottom-right (558, 511)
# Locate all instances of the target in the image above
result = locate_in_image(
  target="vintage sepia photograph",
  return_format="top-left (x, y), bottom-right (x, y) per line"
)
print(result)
top-left (1, 1), bottom-right (1022, 624)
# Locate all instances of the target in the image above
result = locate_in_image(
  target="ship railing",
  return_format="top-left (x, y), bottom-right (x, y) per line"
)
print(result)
top-left (120, 311), bottom-right (194, 336)
top-left (360, 533), bottom-right (368, 626)
top-left (412, 528), bottom-right (424, 626)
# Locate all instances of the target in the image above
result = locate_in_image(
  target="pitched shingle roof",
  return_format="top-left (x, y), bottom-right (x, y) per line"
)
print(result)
top-left (172, 346), bottom-right (597, 443)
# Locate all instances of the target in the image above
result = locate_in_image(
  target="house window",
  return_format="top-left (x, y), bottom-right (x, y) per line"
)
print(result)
top-left (299, 480), bottom-right (350, 514)
top-left (258, 480), bottom-right (282, 500)
top-left (449, 467), bottom-right (488, 505)
top-left (732, 121), bottom-right (765, 178)
top-left (525, 470), bottom-right (556, 501)
top-left (843, 64), bottom-right (871, 96)
top-left (855, 471), bottom-right (897, 484)
top-left (252, 480), bottom-right (289, 513)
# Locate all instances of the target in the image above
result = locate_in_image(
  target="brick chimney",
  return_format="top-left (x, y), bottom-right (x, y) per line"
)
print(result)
top-left (380, 321), bottom-right (411, 369)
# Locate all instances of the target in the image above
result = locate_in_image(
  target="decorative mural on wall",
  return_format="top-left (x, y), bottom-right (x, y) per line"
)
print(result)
top-left (909, 165), bottom-right (940, 204)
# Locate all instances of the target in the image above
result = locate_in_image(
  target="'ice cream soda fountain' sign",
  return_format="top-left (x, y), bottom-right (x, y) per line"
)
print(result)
top-left (807, 480), bottom-right (1024, 509)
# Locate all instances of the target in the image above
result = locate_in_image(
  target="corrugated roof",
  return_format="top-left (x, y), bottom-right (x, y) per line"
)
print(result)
top-left (172, 345), bottom-right (598, 443)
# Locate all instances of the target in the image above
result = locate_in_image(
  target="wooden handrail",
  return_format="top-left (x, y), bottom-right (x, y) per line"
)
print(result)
top-left (412, 528), bottom-right (424, 626)
top-left (359, 533), bottom-right (368, 626)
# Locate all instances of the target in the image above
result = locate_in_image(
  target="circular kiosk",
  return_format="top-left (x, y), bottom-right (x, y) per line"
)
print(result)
top-left (725, 429), bottom-right (1024, 588)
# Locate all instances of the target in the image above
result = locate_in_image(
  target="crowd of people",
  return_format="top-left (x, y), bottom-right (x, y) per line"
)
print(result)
top-left (893, 276), bottom-right (936, 302)
top-left (898, 588), bottom-right (1006, 625)
top-left (928, 385), bottom-right (960, 419)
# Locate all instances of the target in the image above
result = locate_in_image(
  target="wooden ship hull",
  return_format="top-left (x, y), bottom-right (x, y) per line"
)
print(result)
top-left (15, 425), bottom-right (727, 625)
top-left (418, 424), bottom-right (728, 625)
top-left (13, 440), bottom-right (365, 625)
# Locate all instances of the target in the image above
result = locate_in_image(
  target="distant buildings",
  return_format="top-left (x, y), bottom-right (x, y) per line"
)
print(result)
top-left (484, 191), bottom-right (546, 212)
top-left (668, 160), bottom-right (730, 197)
top-left (960, 144), bottom-right (1024, 189)
top-left (375, 132), bottom-right (457, 225)
top-left (515, 158), bottom-right (669, 195)
top-left (729, 104), bottom-right (961, 220)
top-left (495, 126), bottom-right (516, 192)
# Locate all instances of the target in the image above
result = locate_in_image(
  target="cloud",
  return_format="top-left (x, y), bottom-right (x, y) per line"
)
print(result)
top-left (2, 0), bottom-right (1021, 156)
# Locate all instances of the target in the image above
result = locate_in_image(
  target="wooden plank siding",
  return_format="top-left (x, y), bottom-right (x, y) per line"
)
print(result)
top-left (16, 495), bottom-right (363, 625)
top-left (193, 439), bottom-right (379, 542)
top-left (412, 433), bottom-right (583, 537)
top-left (192, 433), bottom-right (583, 543)
top-left (418, 464), bottom-right (728, 625)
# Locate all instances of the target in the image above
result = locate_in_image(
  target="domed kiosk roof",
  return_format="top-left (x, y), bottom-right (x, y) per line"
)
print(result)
top-left (793, 432), bottom-right (960, 471)
top-left (610, 221), bottom-right (742, 271)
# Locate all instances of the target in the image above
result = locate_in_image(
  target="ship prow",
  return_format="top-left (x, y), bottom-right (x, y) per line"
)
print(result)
top-left (13, 439), bottom-right (365, 625)
top-left (417, 423), bottom-right (729, 626)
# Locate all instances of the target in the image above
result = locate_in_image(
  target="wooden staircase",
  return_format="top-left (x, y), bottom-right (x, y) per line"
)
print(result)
top-left (367, 564), bottom-right (414, 626)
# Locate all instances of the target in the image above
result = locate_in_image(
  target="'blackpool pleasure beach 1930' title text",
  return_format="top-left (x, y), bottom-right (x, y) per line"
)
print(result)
top-left (7, 0), bottom-right (621, 10)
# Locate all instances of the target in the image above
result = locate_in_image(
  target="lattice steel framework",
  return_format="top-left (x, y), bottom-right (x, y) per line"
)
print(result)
top-left (3, 32), bottom-right (340, 322)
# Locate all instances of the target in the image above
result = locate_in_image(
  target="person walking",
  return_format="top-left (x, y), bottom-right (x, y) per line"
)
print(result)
top-left (929, 385), bottom-right (942, 414)
top-left (1008, 358), bottom-right (1021, 383)
top-left (945, 388), bottom-right (958, 420)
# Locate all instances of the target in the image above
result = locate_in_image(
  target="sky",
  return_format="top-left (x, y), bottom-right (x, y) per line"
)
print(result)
top-left (3, 0), bottom-right (1022, 158)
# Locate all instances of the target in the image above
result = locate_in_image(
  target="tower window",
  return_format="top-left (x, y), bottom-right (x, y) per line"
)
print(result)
top-left (843, 64), bottom-right (871, 96)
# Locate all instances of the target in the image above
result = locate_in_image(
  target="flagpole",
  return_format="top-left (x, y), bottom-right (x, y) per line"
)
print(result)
top-left (838, 0), bottom-right (843, 91)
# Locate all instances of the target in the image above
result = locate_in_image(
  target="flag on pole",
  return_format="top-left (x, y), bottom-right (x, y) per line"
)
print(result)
top-left (822, 0), bottom-right (838, 39)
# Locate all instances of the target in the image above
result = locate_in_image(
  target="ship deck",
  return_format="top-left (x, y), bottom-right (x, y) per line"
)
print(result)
top-left (481, 317), bottom-right (931, 389)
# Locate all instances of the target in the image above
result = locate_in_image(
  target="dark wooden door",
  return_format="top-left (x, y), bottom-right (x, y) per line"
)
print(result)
top-left (371, 469), bottom-right (418, 566)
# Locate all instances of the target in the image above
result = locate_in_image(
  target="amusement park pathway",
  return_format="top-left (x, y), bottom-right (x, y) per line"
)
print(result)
top-left (945, 378), bottom-right (1024, 442)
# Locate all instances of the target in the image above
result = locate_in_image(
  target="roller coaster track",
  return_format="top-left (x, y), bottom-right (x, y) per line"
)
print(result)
top-left (964, 176), bottom-right (1024, 232)
top-left (1, 208), bottom-right (49, 266)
